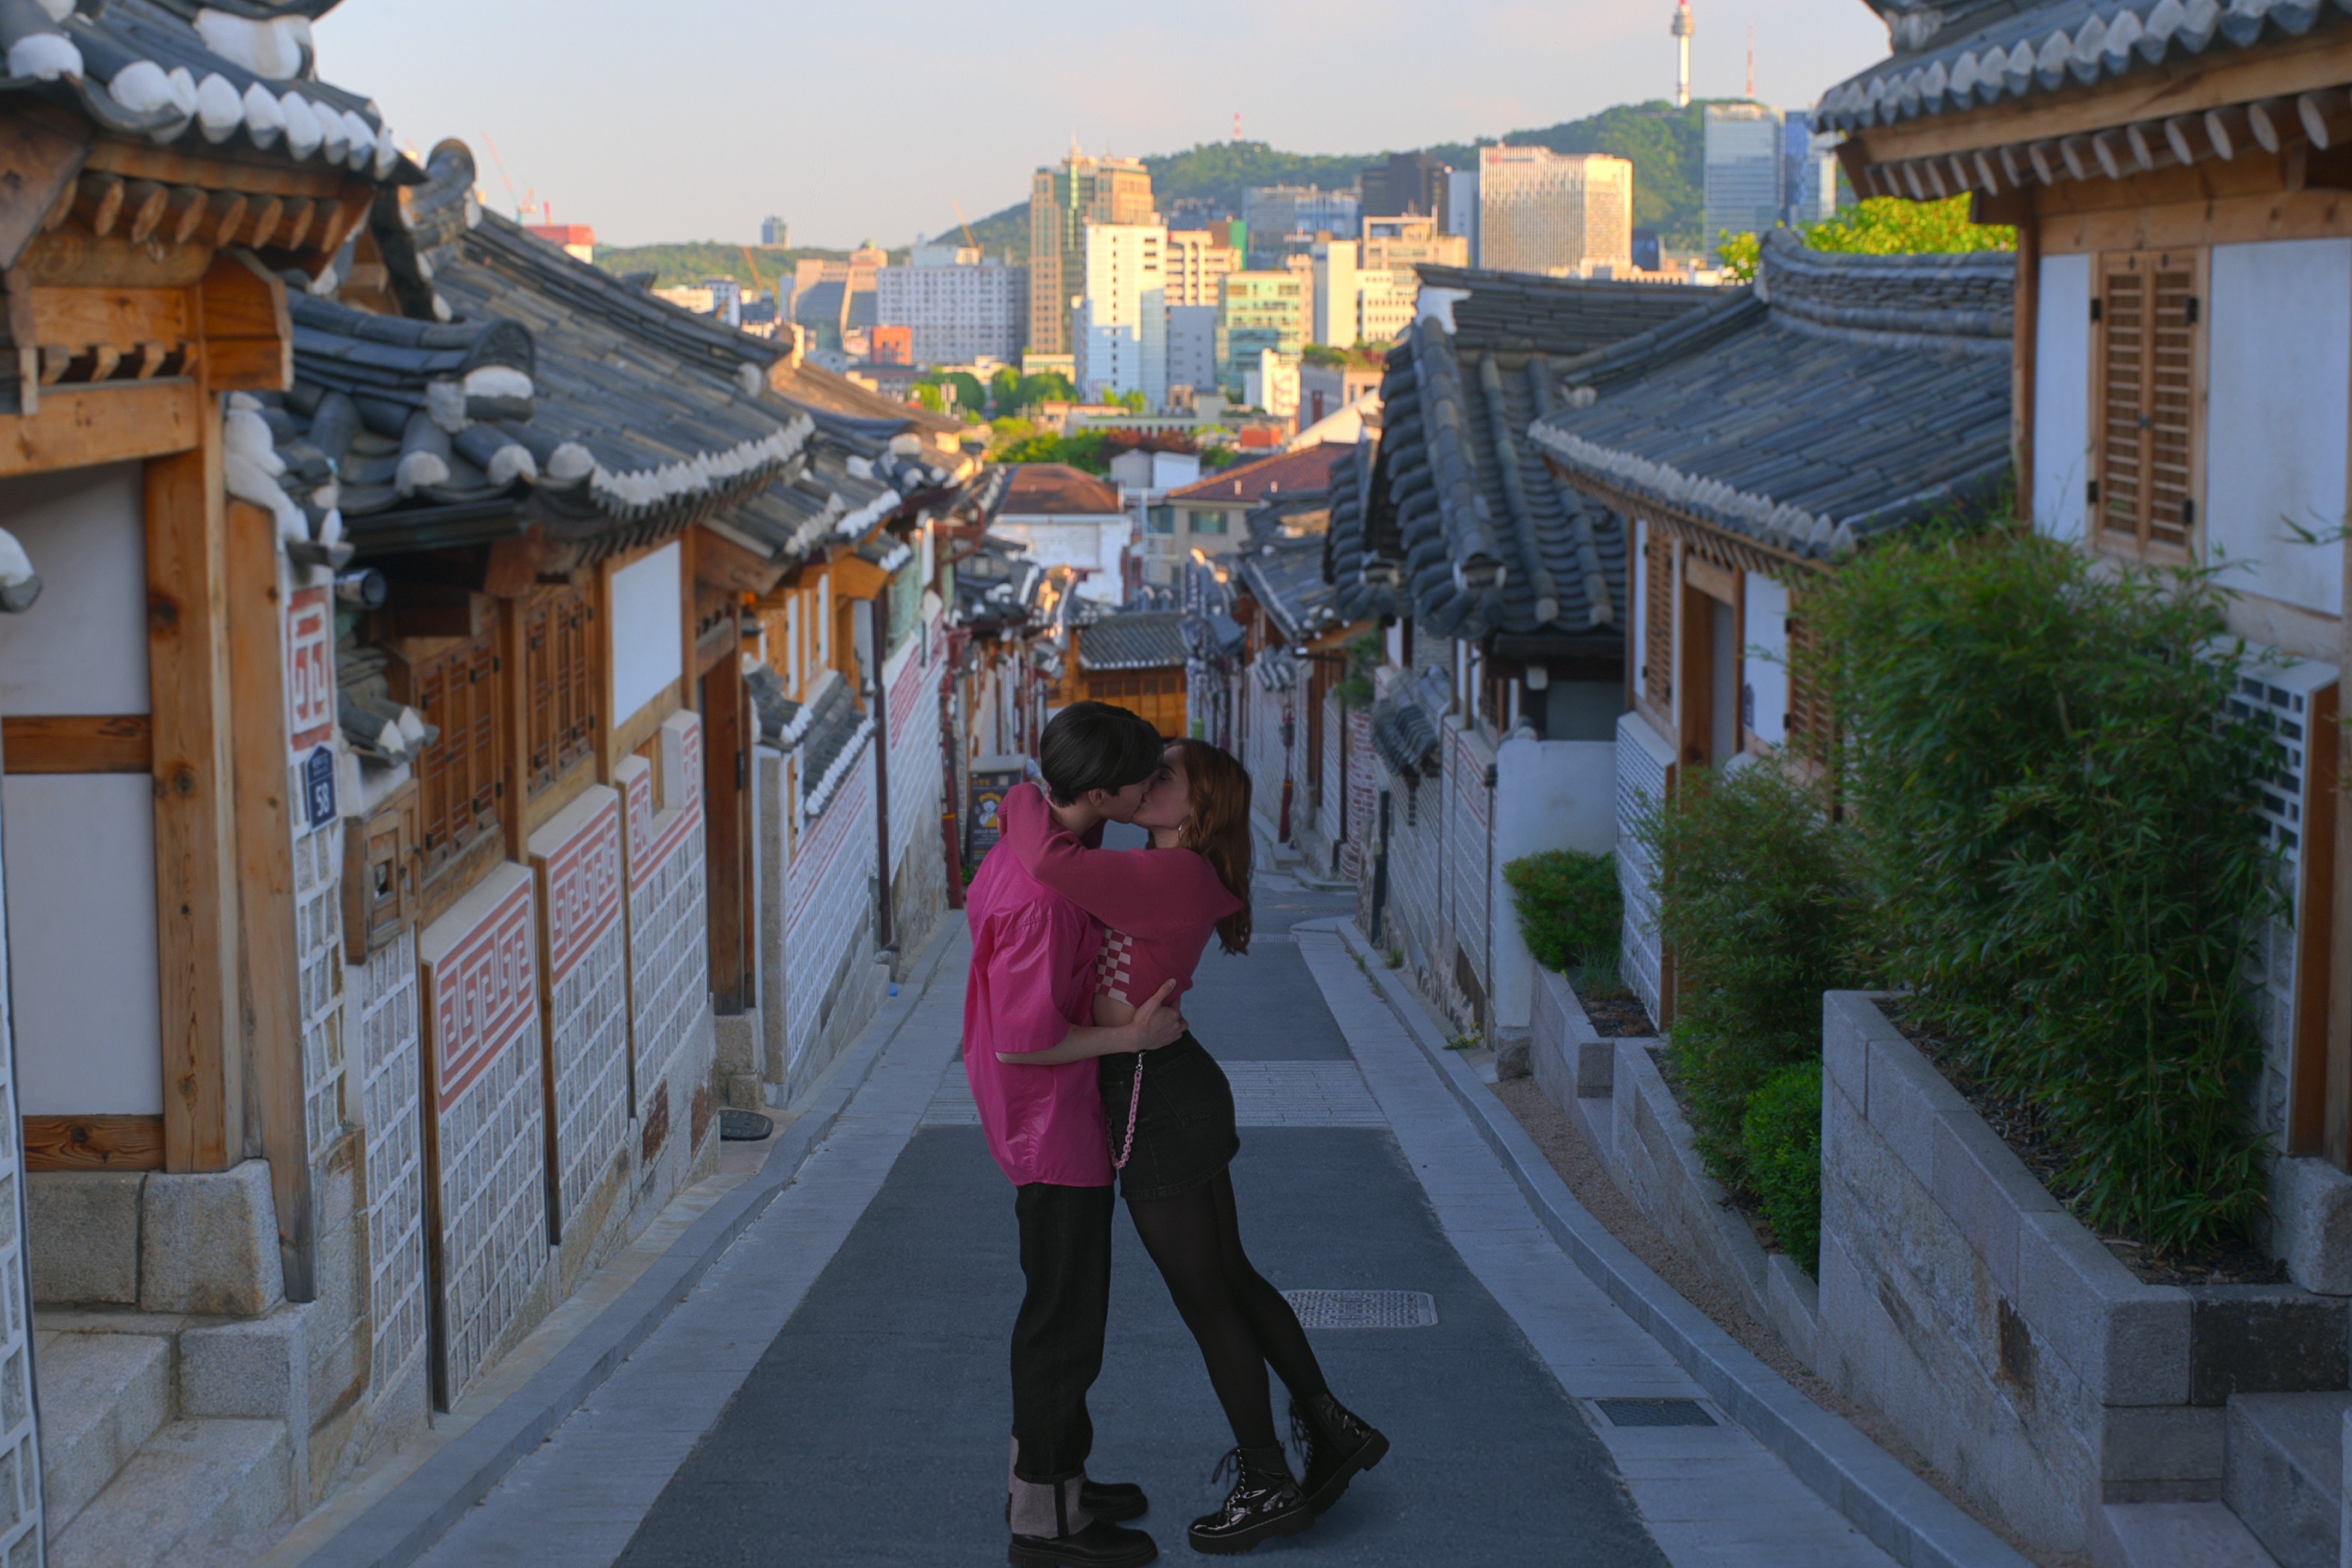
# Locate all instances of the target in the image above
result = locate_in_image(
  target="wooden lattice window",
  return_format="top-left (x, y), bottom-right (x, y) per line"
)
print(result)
top-left (402, 629), bottom-right (501, 885)
top-left (2093, 249), bottom-right (2202, 560)
top-left (1641, 526), bottom-right (1674, 712)
top-left (1784, 599), bottom-right (1831, 765)
top-left (523, 583), bottom-right (598, 800)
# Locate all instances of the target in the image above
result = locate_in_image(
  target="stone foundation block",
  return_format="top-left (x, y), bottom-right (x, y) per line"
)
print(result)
top-left (1862, 1033), bottom-right (1945, 1188)
top-left (181, 1309), bottom-right (309, 1422)
top-left (2274, 1155), bottom-right (2352, 1296)
top-left (2187, 1286), bottom-right (2349, 1405)
top-left (2014, 1207), bottom-right (2190, 1407)
top-left (139, 1159), bottom-right (284, 1316)
top-left (1823, 992), bottom-right (1870, 1110)
top-left (2099, 1403), bottom-right (2226, 1489)
top-left (28, 1171), bottom-right (143, 1305)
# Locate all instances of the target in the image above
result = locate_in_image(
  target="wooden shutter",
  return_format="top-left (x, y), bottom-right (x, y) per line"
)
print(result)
top-left (400, 626), bottom-right (502, 884)
top-left (2093, 249), bottom-right (2202, 559)
top-left (1784, 598), bottom-right (1829, 765)
top-left (522, 582), bottom-right (599, 802)
top-left (1641, 527), bottom-right (1674, 713)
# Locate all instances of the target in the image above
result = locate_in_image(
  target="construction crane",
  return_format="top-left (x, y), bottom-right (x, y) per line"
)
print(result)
top-left (952, 199), bottom-right (980, 255)
top-left (480, 133), bottom-right (536, 223)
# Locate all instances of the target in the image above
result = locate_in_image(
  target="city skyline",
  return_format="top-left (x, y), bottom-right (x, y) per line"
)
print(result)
top-left (316, 0), bottom-right (1889, 249)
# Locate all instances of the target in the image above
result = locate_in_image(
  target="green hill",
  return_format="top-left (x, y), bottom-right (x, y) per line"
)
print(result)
top-left (939, 99), bottom-right (1725, 265)
top-left (591, 240), bottom-right (896, 291)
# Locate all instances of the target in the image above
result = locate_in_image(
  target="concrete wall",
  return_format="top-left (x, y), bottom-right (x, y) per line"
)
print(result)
top-left (1615, 709), bottom-right (1674, 1024)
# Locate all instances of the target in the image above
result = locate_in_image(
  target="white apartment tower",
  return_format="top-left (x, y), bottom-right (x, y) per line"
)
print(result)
top-left (1166, 229), bottom-right (1241, 308)
top-left (1074, 222), bottom-right (1168, 409)
top-left (1704, 103), bottom-right (1786, 259)
top-left (1477, 146), bottom-right (1634, 275)
top-left (875, 246), bottom-right (1029, 367)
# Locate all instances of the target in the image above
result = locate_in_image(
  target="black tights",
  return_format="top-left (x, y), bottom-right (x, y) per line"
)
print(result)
top-left (1126, 1171), bottom-right (1328, 1450)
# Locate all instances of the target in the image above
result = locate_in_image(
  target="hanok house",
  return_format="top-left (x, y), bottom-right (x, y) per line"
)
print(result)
top-left (1529, 232), bottom-right (2014, 1028)
top-left (1147, 441), bottom-right (1352, 587)
top-left (1048, 606), bottom-right (1192, 739)
top-left (942, 494), bottom-right (1051, 861)
top-left (1322, 267), bottom-right (1720, 1049)
top-left (989, 463), bottom-right (1130, 606)
top-left (1806, 1), bottom-right (2352, 1555)
top-left (0, 1), bottom-right (425, 1556)
top-left (1229, 470), bottom-right (1365, 874)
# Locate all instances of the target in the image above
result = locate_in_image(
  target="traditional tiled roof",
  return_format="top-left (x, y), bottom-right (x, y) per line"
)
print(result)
top-left (952, 532), bottom-right (1043, 633)
top-left (1335, 272), bottom-right (1723, 641)
top-left (1077, 610), bottom-right (1188, 671)
top-left (1236, 532), bottom-right (1341, 645)
top-left (1001, 463), bottom-right (1124, 516)
top-left (1816, 0), bottom-right (2348, 133)
top-left (1371, 678), bottom-right (1443, 778)
top-left (1, 0), bottom-right (410, 177)
top-left (1164, 443), bottom-right (1348, 506)
top-left (1320, 440), bottom-right (1394, 619)
top-left (1529, 229), bottom-right (2014, 561)
top-left (793, 671), bottom-right (873, 819)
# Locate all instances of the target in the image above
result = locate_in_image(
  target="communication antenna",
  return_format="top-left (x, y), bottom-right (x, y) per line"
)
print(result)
top-left (1233, 110), bottom-right (1243, 142)
top-left (1670, 1), bottom-right (1693, 108)
top-left (1746, 23), bottom-right (1756, 99)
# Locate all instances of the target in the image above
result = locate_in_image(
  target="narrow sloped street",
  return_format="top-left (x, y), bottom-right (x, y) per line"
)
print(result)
top-left (414, 868), bottom-right (1895, 1567)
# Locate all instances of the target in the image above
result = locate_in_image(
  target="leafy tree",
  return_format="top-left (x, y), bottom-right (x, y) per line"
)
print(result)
top-left (1115, 389), bottom-right (1147, 414)
top-left (1719, 196), bottom-right (2016, 281)
top-left (910, 382), bottom-right (945, 414)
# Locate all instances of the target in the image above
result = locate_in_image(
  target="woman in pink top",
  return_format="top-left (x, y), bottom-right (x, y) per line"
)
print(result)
top-left (999, 740), bottom-right (1388, 1556)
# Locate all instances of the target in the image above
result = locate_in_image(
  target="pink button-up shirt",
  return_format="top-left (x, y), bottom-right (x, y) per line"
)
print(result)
top-left (962, 828), bottom-right (1113, 1188)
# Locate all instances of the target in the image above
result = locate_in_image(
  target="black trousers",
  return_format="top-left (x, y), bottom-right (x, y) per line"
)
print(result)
top-left (1009, 1181), bottom-right (1115, 1484)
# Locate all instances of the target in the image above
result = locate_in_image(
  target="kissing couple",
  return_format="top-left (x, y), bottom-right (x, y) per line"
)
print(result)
top-left (962, 702), bottom-right (1388, 1567)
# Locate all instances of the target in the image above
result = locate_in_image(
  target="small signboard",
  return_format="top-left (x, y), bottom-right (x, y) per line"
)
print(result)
top-left (304, 745), bottom-right (338, 829)
top-left (965, 760), bottom-right (1027, 861)
top-left (287, 586), bottom-right (335, 750)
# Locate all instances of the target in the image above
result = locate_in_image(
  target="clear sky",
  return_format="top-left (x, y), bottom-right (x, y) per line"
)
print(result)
top-left (314, 0), bottom-right (1891, 250)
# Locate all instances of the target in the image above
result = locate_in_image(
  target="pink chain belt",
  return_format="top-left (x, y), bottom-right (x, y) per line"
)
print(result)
top-left (1114, 1056), bottom-right (1143, 1171)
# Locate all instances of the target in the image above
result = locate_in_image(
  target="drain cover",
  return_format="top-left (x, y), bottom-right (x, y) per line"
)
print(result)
top-left (1282, 1290), bottom-right (1437, 1329)
top-left (719, 1109), bottom-right (774, 1142)
top-left (1594, 1398), bottom-right (1716, 1428)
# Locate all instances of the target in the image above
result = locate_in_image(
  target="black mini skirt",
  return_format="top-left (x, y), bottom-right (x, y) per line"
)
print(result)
top-left (1098, 1034), bottom-right (1239, 1201)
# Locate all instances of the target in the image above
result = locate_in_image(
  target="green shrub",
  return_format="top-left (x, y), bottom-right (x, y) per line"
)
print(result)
top-left (1634, 760), bottom-right (1861, 1186)
top-left (1741, 1060), bottom-right (1822, 1274)
top-left (1803, 529), bottom-right (2279, 1254)
top-left (1503, 849), bottom-right (1622, 977)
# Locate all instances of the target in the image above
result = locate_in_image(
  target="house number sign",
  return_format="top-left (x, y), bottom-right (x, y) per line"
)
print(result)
top-left (304, 745), bottom-right (337, 828)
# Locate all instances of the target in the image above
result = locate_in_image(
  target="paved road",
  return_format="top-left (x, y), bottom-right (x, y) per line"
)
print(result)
top-left (419, 872), bottom-right (1894, 1567)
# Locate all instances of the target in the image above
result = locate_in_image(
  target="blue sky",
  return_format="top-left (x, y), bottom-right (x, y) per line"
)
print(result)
top-left (316, 0), bottom-right (1891, 250)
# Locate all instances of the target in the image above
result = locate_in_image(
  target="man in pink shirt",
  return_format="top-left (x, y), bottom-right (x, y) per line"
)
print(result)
top-left (966, 701), bottom-right (1183, 1568)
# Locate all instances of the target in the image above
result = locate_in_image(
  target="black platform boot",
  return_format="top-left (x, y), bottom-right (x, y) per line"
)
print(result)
top-left (1008, 1471), bottom-right (1157, 1568)
top-left (1186, 1445), bottom-right (1315, 1554)
top-left (1080, 1478), bottom-right (1148, 1522)
top-left (1291, 1392), bottom-right (1389, 1515)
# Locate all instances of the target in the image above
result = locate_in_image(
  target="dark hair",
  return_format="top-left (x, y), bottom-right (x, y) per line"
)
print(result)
top-left (1039, 702), bottom-right (1164, 806)
top-left (1167, 738), bottom-right (1252, 955)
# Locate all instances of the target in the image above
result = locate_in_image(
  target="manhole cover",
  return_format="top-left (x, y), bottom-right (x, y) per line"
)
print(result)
top-left (1594, 1398), bottom-right (1716, 1428)
top-left (719, 1110), bottom-right (774, 1142)
top-left (1281, 1290), bottom-right (1436, 1328)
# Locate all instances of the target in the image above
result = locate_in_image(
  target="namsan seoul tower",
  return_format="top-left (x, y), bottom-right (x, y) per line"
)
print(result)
top-left (1671, 0), bottom-right (1695, 106)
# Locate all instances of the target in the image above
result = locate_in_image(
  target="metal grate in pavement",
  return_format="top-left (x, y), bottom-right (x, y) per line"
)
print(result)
top-left (921, 1060), bottom-right (1387, 1128)
top-left (1281, 1289), bottom-right (1437, 1329)
top-left (1593, 1398), bottom-right (1716, 1428)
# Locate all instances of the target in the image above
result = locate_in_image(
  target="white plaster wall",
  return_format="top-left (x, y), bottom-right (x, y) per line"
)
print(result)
top-left (5, 774), bottom-right (161, 1114)
top-left (1492, 738), bottom-right (1618, 1028)
top-left (2208, 238), bottom-right (2350, 618)
top-left (610, 541), bottom-right (683, 723)
top-left (0, 463), bottom-right (149, 714)
top-left (1743, 573), bottom-right (1789, 750)
top-left (989, 519), bottom-right (1125, 603)
top-left (2033, 252), bottom-right (2091, 545)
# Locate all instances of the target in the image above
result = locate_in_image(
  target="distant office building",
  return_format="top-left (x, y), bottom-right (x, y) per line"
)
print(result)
top-left (1311, 242), bottom-right (1415, 347)
top-left (1166, 229), bottom-right (1241, 308)
top-left (791, 246), bottom-right (885, 353)
top-left (1478, 146), bottom-right (1633, 274)
top-left (1360, 214), bottom-right (1469, 276)
top-left (1243, 349), bottom-right (1300, 423)
top-left (1443, 167), bottom-right (1480, 263)
top-left (1217, 270), bottom-right (1305, 395)
top-left (875, 246), bottom-right (1028, 366)
top-left (1301, 358), bottom-right (1384, 427)
top-left (1241, 186), bottom-right (1360, 263)
top-left (1360, 152), bottom-right (1448, 218)
top-left (1705, 103), bottom-right (1786, 258)
top-left (526, 223), bottom-right (595, 263)
top-left (1166, 196), bottom-right (1229, 230)
top-left (759, 215), bottom-right (790, 248)
top-left (1028, 153), bottom-right (1155, 355)
top-left (1632, 228), bottom-right (1663, 272)
top-left (870, 324), bottom-right (913, 365)
top-left (1167, 304), bottom-right (1219, 402)
top-left (1782, 112), bottom-right (1841, 226)
top-left (1073, 221), bottom-right (1168, 409)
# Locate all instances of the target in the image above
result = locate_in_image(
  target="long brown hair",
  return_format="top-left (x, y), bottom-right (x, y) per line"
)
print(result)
top-left (1168, 738), bottom-right (1252, 955)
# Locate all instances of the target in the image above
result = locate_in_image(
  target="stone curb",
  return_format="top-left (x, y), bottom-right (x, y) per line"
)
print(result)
top-left (1330, 919), bottom-right (2029, 1568)
top-left (290, 919), bottom-right (964, 1568)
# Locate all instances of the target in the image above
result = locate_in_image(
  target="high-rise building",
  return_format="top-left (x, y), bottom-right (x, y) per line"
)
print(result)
top-left (759, 215), bottom-right (790, 248)
top-left (1166, 229), bottom-right (1241, 308)
top-left (1309, 240), bottom-right (1361, 348)
top-left (1782, 112), bottom-right (1841, 226)
top-left (1477, 146), bottom-right (1634, 274)
top-left (1443, 167), bottom-right (1480, 263)
top-left (1360, 153), bottom-right (1448, 218)
top-left (1241, 186), bottom-right (1360, 263)
top-left (1216, 270), bottom-right (1305, 396)
top-left (875, 246), bottom-right (1028, 367)
top-left (1704, 103), bottom-right (1786, 258)
top-left (1073, 222), bottom-right (1167, 408)
top-left (1361, 214), bottom-right (1470, 276)
top-left (1167, 304), bottom-right (1219, 401)
top-left (1027, 153), bottom-right (1154, 355)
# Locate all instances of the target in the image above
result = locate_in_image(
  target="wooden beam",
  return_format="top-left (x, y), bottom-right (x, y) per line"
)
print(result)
top-left (700, 645), bottom-right (751, 1012)
top-left (225, 498), bottom-right (314, 1296)
top-left (147, 410), bottom-right (242, 1173)
top-left (694, 523), bottom-right (789, 598)
top-left (197, 248), bottom-right (290, 394)
top-left (2293, 681), bottom-right (2340, 1156)
top-left (24, 1115), bottom-right (163, 1173)
top-left (82, 137), bottom-right (349, 203)
top-left (0, 713), bottom-right (152, 772)
top-left (0, 379), bottom-right (199, 478)
top-left (0, 108), bottom-right (89, 271)
top-left (29, 286), bottom-right (191, 353)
